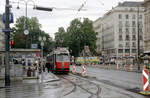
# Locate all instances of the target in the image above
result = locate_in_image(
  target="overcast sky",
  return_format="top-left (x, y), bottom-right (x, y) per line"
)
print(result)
top-left (0, 0), bottom-right (143, 38)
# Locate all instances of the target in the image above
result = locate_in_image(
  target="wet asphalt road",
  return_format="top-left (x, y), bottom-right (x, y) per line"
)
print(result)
top-left (0, 67), bottom-right (150, 98)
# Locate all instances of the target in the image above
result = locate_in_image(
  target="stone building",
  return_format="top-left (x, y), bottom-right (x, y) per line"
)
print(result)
top-left (143, 0), bottom-right (150, 54)
top-left (93, 1), bottom-right (145, 60)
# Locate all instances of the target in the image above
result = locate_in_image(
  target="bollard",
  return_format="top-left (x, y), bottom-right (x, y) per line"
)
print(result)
top-left (140, 69), bottom-right (150, 95)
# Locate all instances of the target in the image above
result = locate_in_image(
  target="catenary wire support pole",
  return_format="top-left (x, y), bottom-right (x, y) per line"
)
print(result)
top-left (5, 0), bottom-right (11, 86)
top-left (137, 5), bottom-right (140, 71)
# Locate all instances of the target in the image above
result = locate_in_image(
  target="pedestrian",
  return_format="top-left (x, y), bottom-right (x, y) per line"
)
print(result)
top-left (27, 67), bottom-right (32, 77)
top-left (45, 61), bottom-right (50, 73)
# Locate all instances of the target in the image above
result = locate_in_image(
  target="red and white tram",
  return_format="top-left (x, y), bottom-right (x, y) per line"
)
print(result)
top-left (47, 47), bottom-right (70, 73)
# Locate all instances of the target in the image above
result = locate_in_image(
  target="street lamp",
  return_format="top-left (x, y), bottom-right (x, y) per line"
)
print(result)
top-left (17, 0), bottom-right (35, 48)
top-left (39, 36), bottom-right (46, 83)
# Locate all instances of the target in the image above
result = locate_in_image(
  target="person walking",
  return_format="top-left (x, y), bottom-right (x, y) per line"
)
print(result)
top-left (45, 61), bottom-right (50, 73)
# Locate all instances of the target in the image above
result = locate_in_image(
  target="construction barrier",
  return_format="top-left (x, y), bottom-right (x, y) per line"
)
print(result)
top-left (140, 69), bottom-right (150, 95)
top-left (82, 65), bottom-right (86, 77)
top-left (116, 64), bottom-right (119, 70)
top-left (73, 64), bottom-right (77, 74)
top-left (108, 64), bottom-right (111, 70)
top-left (124, 64), bottom-right (127, 71)
top-left (143, 64), bottom-right (146, 69)
top-left (129, 64), bottom-right (133, 72)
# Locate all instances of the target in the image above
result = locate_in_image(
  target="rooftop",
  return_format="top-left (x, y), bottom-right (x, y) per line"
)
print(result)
top-left (118, 1), bottom-right (144, 7)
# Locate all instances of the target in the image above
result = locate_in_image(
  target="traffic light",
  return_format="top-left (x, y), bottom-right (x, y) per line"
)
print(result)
top-left (11, 40), bottom-right (15, 48)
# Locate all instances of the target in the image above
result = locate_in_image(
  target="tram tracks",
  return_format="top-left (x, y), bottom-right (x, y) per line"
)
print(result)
top-left (57, 74), bottom-right (101, 98)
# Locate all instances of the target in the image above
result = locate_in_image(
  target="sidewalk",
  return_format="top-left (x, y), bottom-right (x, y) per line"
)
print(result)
top-left (0, 72), bottom-right (62, 98)
top-left (40, 72), bottom-right (60, 83)
top-left (23, 72), bottom-right (59, 83)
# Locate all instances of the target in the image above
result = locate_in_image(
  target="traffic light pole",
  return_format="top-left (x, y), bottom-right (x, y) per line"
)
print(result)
top-left (5, 0), bottom-right (10, 86)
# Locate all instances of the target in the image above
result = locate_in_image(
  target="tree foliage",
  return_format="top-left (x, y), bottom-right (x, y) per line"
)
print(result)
top-left (12, 16), bottom-right (53, 55)
top-left (54, 18), bottom-right (97, 56)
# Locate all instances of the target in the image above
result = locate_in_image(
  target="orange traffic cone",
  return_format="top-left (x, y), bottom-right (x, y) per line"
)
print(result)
top-left (130, 64), bottom-right (133, 72)
top-left (73, 64), bottom-right (77, 74)
top-left (82, 65), bottom-right (86, 77)
top-left (116, 64), bottom-right (119, 70)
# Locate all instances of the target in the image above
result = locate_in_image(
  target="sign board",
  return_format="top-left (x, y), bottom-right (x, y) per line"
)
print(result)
top-left (31, 44), bottom-right (38, 49)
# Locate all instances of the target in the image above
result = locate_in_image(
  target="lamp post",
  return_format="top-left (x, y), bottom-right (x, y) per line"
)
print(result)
top-left (39, 36), bottom-right (46, 83)
top-left (17, 0), bottom-right (35, 48)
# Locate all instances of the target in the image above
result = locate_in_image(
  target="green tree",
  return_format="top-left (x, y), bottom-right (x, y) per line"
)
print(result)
top-left (55, 27), bottom-right (66, 47)
top-left (13, 16), bottom-right (54, 55)
top-left (55, 18), bottom-right (97, 56)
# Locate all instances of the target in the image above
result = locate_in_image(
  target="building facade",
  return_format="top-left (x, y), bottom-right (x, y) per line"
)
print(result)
top-left (93, 1), bottom-right (145, 59)
top-left (144, 0), bottom-right (150, 53)
top-left (0, 15), bottom-right (5, 51)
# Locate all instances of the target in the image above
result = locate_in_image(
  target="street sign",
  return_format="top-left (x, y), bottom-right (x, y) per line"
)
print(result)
top-left (31, 44), bottom-right (38, 49)
top-left (2, 13), bottom-right (14, 23)
top-left (24, 29), bottom-right (29, 35)
top-left (2, 29), bottom-right (13, 33)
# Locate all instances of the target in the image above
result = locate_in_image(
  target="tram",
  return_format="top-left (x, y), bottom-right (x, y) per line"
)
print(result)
top-left (46, 47), bottom-right (70, 73)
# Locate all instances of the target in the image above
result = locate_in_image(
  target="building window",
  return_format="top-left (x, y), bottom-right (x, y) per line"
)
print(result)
top-left (140, 35), bottom-right (143, 40)
top-left (126, 42), bottom-right (130, 47)
top-left (132, 28), bottom-right (136, 33)
top-left (132, 42), bottom-right (136, 47)
top-left (119, 28), bottom-right (122, 33)
top-left (139, 21), bottom-right (143, 28)
top-left (139, 14), bottom-right (142, 19)
top-left (132, 14), bottom-right (136, 19)
top-left (118, 49), bottom-right (123, 53)
top-left (126, 35), bottom-right (130, 41)
top-left (119, 14), bottom-right (122, 19)
top-left (139, 28), bottom-right (143, 33)
top-left (132, 35), bottom-right (136, 40)
top-left (119, 21), bottom-right (123, 27)
top-left (125, 14), bottom-right (129, 19)
top-left (119, 43), bottom-right (123, 47)
top-left (125, 28), bottom-right (129, 33)
top-left (125, 21), bottom-right (130, 27)
top-left (132, 21), bottom-right (136, 27)
top-left (119, 35), bottom-right (123, 41)
top-left (125, 49), bottom-right (130, 53)
top-left (132, 49), bottom-right (136, 53)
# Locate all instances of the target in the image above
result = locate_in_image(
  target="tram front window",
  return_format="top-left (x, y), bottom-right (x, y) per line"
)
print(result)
top-left (56, 54), bottom-right (70, 62)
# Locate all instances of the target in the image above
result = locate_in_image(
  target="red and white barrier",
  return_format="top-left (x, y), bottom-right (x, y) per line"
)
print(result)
top-left (143, 69), bottom-right (149, 91)
top-left (116, 64), bottom-right (119, 70)
top-left (82, 65), bottom-right (86, 77)
top-left (129, 64), bottom-right (133, 72)
top-left (73, 64), bottom-right (77, 74)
